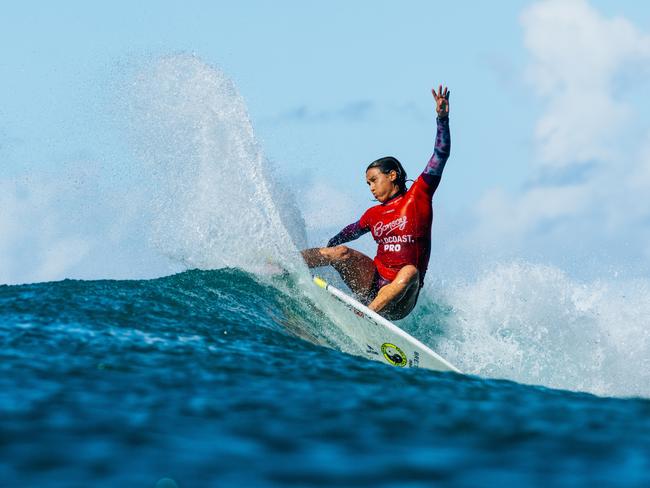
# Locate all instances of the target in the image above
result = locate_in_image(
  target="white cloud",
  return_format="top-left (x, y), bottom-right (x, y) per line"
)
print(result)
top-left (0, 178), bottom-right (93, 284)
top-left (33, 238), bottom-right (91, 283)
top-left (522, 0), bottom-right (650, 169)
top-left (466, 0), bottom-right (650, 269)
top-left (0, 168), bottom-right (170, 285)
top-left (628, 129), bottom-right (650, 192)
top-left (474, 183), bottom-right (593, 245)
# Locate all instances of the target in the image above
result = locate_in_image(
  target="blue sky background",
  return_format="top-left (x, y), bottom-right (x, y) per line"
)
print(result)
top-left (2, 0), bottom-right (650, 284)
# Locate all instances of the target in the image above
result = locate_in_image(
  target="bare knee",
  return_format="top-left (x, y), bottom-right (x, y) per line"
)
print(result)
top-left (395, 265), bottom-right (419, 287)
top-left (322, 245), bottom-right (352, 263)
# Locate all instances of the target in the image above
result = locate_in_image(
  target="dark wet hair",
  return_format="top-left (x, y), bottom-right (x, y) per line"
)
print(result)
top-left (366, 156), bottom-right (408, 193)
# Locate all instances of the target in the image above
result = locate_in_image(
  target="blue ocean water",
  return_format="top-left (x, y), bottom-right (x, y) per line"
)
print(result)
top-left (1, 268), bottom-right (649, 487)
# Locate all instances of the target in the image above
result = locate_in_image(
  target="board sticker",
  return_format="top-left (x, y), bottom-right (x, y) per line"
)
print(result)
top-left (381, 343), bottom-right (407, 367)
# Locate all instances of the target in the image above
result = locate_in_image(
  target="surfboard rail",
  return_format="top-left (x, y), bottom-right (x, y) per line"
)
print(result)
top-left (313, 276), bottom-right (461, 373)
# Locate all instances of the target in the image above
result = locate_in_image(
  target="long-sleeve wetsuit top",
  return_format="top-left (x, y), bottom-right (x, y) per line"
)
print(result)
top-left (327, 116), bottom-right (451, 285)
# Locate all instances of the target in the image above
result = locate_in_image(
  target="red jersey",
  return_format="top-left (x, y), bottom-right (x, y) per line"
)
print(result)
top-left (326, 116), bottom-right (451, 286)
top-left (359, 176), bottom-right (435, 284)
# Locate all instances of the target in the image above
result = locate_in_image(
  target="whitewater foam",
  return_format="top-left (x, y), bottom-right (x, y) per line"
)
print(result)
top-left (408, 261), bottom-right (650, 398)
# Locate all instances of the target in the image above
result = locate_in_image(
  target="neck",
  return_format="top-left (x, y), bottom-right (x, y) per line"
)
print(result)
top-left (384, 186), bottom-right (402, 203)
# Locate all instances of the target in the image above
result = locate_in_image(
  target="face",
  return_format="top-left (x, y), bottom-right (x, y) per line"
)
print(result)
top-left (366, 168), bottom-right (399, 203)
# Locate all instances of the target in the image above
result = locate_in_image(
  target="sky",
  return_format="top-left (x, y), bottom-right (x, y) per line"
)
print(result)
top-left (2, 0), bottom-right (650, 284)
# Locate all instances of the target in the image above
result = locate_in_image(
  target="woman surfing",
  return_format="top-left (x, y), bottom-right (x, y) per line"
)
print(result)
top-left (302, 85), bottom-right (451, 320)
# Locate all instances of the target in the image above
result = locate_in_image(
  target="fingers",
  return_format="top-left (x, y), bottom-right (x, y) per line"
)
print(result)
top-left (432, 85), bottom-right (450, 99)
top-left (432, 85), bottom-right (450, 114)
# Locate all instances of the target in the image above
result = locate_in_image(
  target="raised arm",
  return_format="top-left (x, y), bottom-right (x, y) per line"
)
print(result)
top-left (327, 220), bottom-right (369, 247)
top-left (421, 85), bottom-right (451, 191)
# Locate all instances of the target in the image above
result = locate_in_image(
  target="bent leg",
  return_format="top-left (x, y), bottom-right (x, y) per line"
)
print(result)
top-left (301, 246), bottom-right (376, 297)
top-left (368, 265), bottom-right (419, 318)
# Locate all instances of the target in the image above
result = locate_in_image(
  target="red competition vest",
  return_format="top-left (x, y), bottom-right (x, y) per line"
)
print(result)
top-left (359, 175), bottom-right (435, 285)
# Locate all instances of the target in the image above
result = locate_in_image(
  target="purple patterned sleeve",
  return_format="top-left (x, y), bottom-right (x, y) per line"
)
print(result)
top-left (421, 116), bottom-right (451, 187)
top-left (327, 221), bottom-right (369, 247)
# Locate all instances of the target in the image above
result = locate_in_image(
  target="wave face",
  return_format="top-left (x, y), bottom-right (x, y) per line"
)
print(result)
top-left (2, 269), bottom-right (650, 486)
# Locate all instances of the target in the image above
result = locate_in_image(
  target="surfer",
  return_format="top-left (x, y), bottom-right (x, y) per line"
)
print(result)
top-left (302, 85), bottom-right (451, 320)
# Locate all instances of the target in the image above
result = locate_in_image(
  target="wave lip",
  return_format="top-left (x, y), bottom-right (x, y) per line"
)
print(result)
top-left (125, 54), bottom-right (306, 275)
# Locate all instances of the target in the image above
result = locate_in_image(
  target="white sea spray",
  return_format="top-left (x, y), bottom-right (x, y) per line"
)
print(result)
top-left (410, 261), bottom-right (650, 398)
top-left (125, 54), bottom-right (306, 274)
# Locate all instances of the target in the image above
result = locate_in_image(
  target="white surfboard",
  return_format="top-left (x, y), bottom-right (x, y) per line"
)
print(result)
top-left (313, 276), bottom-right (461, 373)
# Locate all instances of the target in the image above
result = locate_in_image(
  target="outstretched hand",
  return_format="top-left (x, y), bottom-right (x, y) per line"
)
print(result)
top-left (432, 85), bottom-right (450, 118)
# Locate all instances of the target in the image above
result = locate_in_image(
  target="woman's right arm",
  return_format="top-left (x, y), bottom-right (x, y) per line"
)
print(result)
top-left (327, 221), bottom-right (369, 247)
